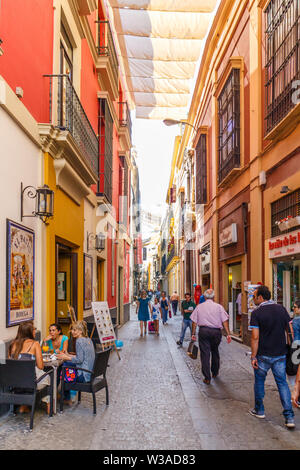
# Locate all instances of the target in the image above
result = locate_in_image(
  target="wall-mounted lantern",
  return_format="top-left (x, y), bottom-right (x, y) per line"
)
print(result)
top-left (21, 183), bottom-right (54, 225)
top-left (87, 232), bottom-right (105, 252)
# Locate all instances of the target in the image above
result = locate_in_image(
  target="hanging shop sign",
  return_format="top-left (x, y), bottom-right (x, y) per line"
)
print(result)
top-left (219, 223), bottom-right (238, 248)
top-left (6, 219), bottom-right (35, 327)
top-left (268, 229), bottom-right (300, 259)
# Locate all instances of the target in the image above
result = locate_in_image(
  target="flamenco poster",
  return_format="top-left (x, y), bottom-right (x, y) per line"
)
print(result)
top-left (6, 219), bottom-right (35, 327)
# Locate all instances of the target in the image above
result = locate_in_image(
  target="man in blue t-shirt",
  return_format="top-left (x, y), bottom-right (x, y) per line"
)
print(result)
top-left (249, 285), bottom-right (294, 428)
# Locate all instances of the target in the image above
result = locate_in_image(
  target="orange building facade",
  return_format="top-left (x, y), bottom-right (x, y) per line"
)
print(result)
top-left (170, 0), bottom-right (300, 343)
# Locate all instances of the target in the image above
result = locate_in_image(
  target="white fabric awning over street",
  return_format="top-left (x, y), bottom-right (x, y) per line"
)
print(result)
top-left (106, 0), bottom-right (217, 119)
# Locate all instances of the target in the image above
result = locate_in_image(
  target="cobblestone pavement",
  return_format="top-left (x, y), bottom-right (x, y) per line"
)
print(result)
top-left (1, 308), bottom-right (300, 450)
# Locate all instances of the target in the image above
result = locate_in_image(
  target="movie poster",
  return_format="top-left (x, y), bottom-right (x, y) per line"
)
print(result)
top-left (7, 220), bottom-right (35, 327)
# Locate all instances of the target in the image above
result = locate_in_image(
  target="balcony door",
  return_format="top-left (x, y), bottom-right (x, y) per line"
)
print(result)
top-left (59, 23), bottom-right (73, 128)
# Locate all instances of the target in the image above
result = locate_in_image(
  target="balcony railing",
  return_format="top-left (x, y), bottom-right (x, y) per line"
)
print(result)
top-left (96, 20), bottom-right (119, 86)
top-left (118, 101), bottom-right (132, 140)
top-left (167, 246), bottom-right (176, 268)
top-left (44, 74), bottom-right (98, 176)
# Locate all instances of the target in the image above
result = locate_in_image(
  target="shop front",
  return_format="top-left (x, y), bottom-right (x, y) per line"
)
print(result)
top-left (200, 243), bottom-right (211, 292)
top-left (268, 228), bottom-right (300, 314)
top-left (218, 202), bottom-right (249, 338)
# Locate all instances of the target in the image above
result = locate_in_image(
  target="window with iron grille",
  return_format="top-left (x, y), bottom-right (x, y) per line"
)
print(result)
top-left (98, 98), bottom-right (113, 203)
top-left (195, 134), bottom-right (207, 205)
top-left (119, 155), bottom-right (128, 226)
top-left (265, 0), bottom-right (300, 134)
top-left (218, 68), bottom-right (240, 183)
top-left (271, 189), bottom-right (300, 236)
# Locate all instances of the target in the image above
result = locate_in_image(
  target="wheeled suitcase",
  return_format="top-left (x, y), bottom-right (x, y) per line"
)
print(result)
top-left (148, 320), bottom-right (156, 334)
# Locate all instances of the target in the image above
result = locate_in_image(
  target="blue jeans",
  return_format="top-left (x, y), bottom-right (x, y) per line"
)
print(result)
top-left (180, 319), bottom-right (193, 343)
top-left (254, 355), bottom-right (294, 419)
top-left (162, 308), bottom-right (168, 324)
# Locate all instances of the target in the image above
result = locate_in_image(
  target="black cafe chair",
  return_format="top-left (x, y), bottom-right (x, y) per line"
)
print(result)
top-left (0, 359), bottom-right (54, 430)
top-left (60, 348), bottom-right (110, 414)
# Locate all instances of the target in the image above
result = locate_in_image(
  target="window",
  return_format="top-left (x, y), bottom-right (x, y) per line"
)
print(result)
top-left (195, 134), bottom-right (207, 205)
top-left (119, 155), bottom-right (128, 226)
top-left (98, 98), bottom-right (113, 203)
top-left (265, 0), bottom-right (300, 134)
top-left (271, 189), bottom-right (300, 236)
top-left (218, 69), bottom-right (240, 183)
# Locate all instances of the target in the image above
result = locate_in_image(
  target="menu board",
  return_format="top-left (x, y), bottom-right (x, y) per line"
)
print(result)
top-left (91, 301), bottom-right (116, 344)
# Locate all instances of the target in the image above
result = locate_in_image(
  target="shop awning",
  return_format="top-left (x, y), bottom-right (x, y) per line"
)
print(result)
top-left (105, 0), bottom-right (218, 119)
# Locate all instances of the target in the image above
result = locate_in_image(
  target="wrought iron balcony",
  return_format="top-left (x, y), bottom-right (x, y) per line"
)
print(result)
top-left (44, 74), bottom-right (98, 178)
top-left (166, 245), bottom-right (176, 268)
top-left (119, 101), bottom-right (132, 140)
top-left (95, 20), bottom-right (119, 100)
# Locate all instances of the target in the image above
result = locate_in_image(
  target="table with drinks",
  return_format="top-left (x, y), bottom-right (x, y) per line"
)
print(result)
top-left (42, 342), bottom-right (63, 414)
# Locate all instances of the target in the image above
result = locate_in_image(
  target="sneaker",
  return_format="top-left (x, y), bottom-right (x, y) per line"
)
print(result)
top-left (285, 419), bottom-right (295, 429)
top-left (249, 408), bottom-right (265, 419)
top-left (176, 340), bottom-right (182, 346)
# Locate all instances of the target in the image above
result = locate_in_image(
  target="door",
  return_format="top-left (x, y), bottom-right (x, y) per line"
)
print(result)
top-left (118, 267), bottom-right (123, 325)
top-left (97, 259), bottom-right (105, 301)
top-left (55, 242), bottom-right (78, 331)
top-left (227, 263), bottom-right (242, 335)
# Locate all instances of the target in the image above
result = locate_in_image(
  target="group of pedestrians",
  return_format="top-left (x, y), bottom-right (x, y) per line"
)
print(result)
top-left (135, 283), bottom-right (300, 429)
top-left (136, 289), bottom-right (179, 337)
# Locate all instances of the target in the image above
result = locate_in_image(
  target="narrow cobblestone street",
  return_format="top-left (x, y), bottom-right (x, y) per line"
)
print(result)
top-left (1, 309), bottom-right (300, 450)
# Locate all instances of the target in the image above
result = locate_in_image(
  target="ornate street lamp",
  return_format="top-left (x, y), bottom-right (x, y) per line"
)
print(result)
top-left (87, 232), bottom-right (105, 252)
top-left (21, 183), bottom-right (54, 225)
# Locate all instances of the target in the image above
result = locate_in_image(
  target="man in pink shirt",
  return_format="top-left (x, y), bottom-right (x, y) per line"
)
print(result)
top-left (191, 289), bottom-right (231, 384)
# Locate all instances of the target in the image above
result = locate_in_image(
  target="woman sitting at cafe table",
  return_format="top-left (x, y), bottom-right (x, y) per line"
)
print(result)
top-left (44, 323), bottom-right (68, 353)
top-left (55, 320), bottom-right (95, 404)
top-left (8, 320), bottom-right (51, 414)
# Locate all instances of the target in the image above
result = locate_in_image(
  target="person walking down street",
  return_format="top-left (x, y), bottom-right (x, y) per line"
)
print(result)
top-left (190, 289), bottom-right (231, 384)
top-left (170, 291), bottom-right (179, 315)
top-left (151, 297), bottom-right (161, 336)
top-left (177, 293), bottom-right (196, 347)
top-left (249, 285), bottom-right (295, 429)
top-left (136, 290), bottom-right (151, 337)
top-left (160, 291), bottom-right (170, 325)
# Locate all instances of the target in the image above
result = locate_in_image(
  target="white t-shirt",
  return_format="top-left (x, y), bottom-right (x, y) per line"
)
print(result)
top-left (152, 304), bottom-right (160, 320)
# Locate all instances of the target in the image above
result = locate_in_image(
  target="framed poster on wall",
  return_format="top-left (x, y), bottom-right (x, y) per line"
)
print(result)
top-left (84, 253), bottom-right (93, 310)
top-left (57, 271), bottom-right (66, 301)
top-left (6, 219), bottom-right (35, 327)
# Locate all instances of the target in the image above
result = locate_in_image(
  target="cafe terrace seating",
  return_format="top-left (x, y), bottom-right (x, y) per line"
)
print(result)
top-left (0, 359), bottom-right (54, 430)
top-left (60, 348), bottom-right (111, 414)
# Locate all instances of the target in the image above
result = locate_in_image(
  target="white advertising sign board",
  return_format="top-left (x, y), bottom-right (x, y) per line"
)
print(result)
top-left (91, 301), bottom-right (116, 344)
top-left (219, 223), bottom-right (238, 248)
